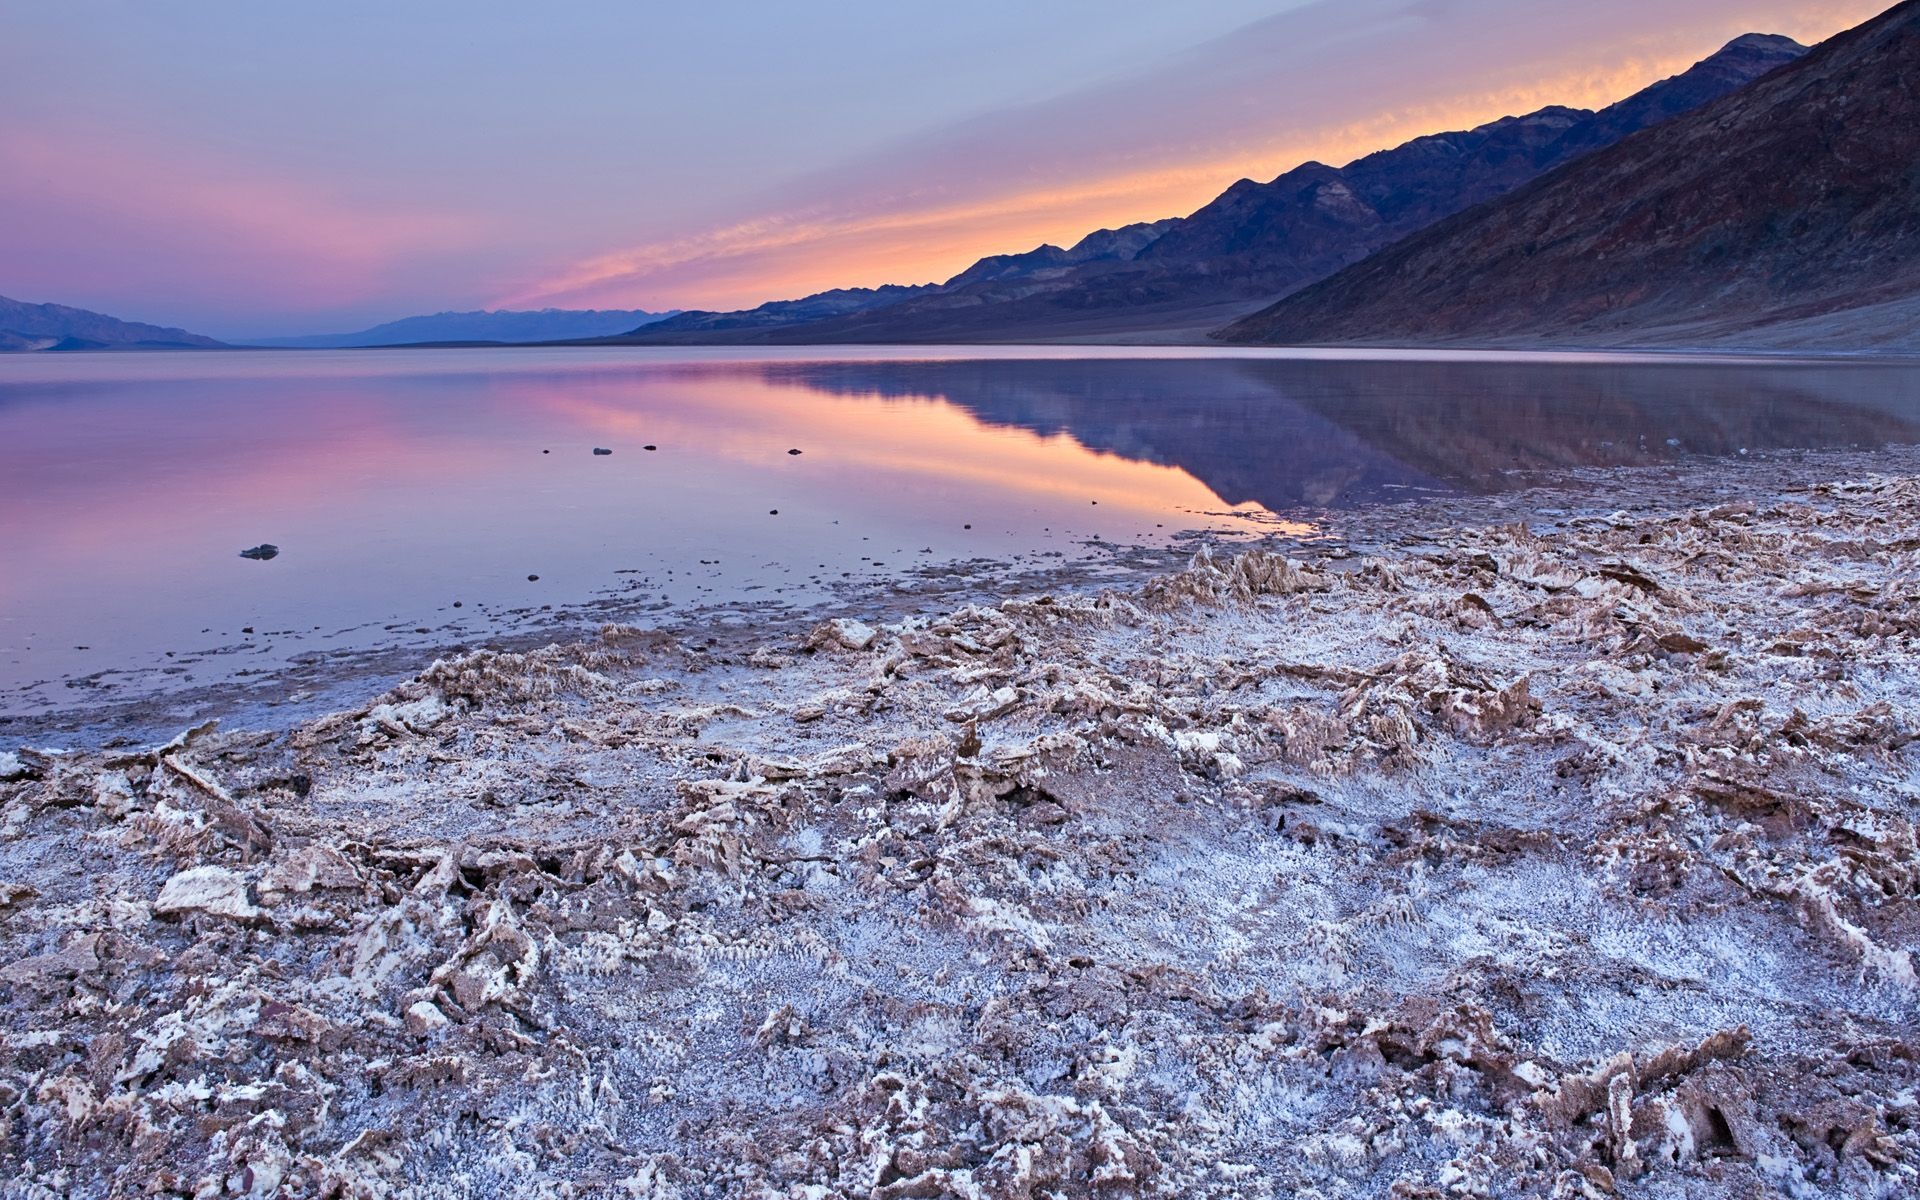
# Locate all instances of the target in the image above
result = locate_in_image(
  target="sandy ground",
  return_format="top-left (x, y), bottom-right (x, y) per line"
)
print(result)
top-left (4, 456), bottom-right (1920, 1198)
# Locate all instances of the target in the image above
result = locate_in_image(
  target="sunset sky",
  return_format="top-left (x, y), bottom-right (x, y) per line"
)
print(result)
top-left (0, 0), bottom-right (1890, 337)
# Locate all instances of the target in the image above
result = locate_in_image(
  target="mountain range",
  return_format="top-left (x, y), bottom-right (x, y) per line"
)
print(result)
top-left (0, 294), bottom-right (225, 352)
top-left (14, 5), bottom-right (1915, 356)
top-left (1221, 2), bottom-right (1920, 349)
top-left (610, 31), bottom-right (1808, 346)
top-left (249, 308), bottom-right (682, 348)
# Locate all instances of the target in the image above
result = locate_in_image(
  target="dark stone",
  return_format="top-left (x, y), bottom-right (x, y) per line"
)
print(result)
top-left (239, 544), bottom-right (279, 561)
top-left (593, 447), bottom-right (613, 456)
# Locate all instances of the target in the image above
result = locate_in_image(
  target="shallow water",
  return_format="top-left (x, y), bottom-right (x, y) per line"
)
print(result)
top-left (3, 345), bottom-right (1919, 713)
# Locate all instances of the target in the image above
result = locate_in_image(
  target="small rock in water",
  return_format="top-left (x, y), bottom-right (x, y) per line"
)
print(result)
top-left (593, 447), bottom-right (613, 456)
top-left (770, 509), bottom-right (780, 515)
top-left (527, 574), bottom-right (540, 582)
top-left (788, 448), bottom-right (803, 456)
top-left (643, 444), bottom-right (658, 451)
top-left (238, 544), bottom-right (279, 561)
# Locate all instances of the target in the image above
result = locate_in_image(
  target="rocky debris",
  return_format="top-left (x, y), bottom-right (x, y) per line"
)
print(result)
top-left (153, 865), bottom-right (260, 920)
top-left (5, 473), bottom-right (1920, 1197)
top-left (237, 544), bottom-right (279, 561)
top-left (593, 447), bottom-right (612, 455)
top-left (805, 617), bottom-right (878, 652)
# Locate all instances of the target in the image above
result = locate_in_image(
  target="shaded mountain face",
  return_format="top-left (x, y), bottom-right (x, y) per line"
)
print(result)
top-left (0, 294), bottom-right (224, 351)
top-left (617, 33), bottom-right (1803, 346)
top-left (1220, 5), bottom-right (1919, 349)
top-left (1541, 32), bottom-right (1807, 162)
top-left (249, 308), bottom-right (681, 348)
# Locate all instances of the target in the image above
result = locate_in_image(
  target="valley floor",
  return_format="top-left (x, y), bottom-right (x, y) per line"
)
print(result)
top-left (4, 457), bottom-right (1920, 1197)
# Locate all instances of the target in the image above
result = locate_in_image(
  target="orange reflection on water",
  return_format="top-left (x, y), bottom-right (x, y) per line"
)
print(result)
top-left (1, 350), bottom-right (1313, 704)
top-left (513, 369), bottom-right (1278, 523)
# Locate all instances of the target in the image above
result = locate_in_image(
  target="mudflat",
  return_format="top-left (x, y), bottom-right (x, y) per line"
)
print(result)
top-left (4, 450), bottom-right (1919, 1197)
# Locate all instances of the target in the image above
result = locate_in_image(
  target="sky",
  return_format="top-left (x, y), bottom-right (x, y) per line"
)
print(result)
top-left (0, 0), bottom-right (1891, 338)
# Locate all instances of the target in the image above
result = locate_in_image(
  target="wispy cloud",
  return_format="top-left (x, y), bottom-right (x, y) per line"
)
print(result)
top-left (502, 0), bottom-right (1884, 313)
top-left (0, 124), bottom-right (492, 330)
top-left (0, 0), bottom-right (1882, 329)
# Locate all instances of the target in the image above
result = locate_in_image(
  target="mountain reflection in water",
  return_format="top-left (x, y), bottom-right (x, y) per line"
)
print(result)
top-left (3, 348), bottom-right (1919, 707)
top-left (763, 356), bottom-right (1920, 510)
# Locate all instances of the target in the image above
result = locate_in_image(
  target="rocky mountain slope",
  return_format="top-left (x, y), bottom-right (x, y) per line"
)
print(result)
top-left (1220, 4), bottom-right (1920, 349)
top-left (615, 33), bottom-right (1804, 345)
top-left (0, 294), bottom-right (224, 352)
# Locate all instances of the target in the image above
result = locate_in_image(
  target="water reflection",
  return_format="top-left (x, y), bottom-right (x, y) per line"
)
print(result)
top-left (768, 356), bottom-right (1920, 508)
top-left (3, 348), bottom-right (1919, 709)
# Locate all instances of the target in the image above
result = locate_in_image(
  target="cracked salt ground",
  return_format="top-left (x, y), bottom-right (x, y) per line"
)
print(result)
top-left (5, 474), bottom-right (1920, 1197)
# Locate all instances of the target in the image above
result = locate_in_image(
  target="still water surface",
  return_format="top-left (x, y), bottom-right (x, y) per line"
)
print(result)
top-left (4, 346), bottom-right (1919, 711)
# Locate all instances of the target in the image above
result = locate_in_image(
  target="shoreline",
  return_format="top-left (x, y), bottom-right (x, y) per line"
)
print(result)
top-left (15, 338), bottom-right (1920, 363)
top-left (4, 451), bottom-right (1919, 1195)
top-left (9, 443), bottom-right (1919, 747)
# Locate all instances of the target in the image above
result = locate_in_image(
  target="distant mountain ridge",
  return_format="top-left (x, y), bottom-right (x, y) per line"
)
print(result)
top-left (937, 219), bottom-right (1180, 290)
top-left (252, 308), bottom-right (682, 348)
top-left (636, 221), bottom-right (1183, 339)
top-left (611, 32), bottom-right (1806, 345)
top-left (1218, 5), bottom-right (1920, 349)
top-left (0, 294), bottom-right (225, 352)
top-left (631, 287), bottom-right (938, 337)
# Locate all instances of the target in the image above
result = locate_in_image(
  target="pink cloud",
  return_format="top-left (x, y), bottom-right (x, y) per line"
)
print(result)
top-left (0, 123), bottom-right (493, 329)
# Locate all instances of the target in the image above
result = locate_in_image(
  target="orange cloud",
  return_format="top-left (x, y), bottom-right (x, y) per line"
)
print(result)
top-left (501, 0), bottom-right (1886, 315)
top-left (492, 59), bottom-right (1650, 313)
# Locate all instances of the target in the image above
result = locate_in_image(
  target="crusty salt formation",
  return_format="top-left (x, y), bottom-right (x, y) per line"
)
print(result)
top-left (5, 476), bottom-right (1920, 1197)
